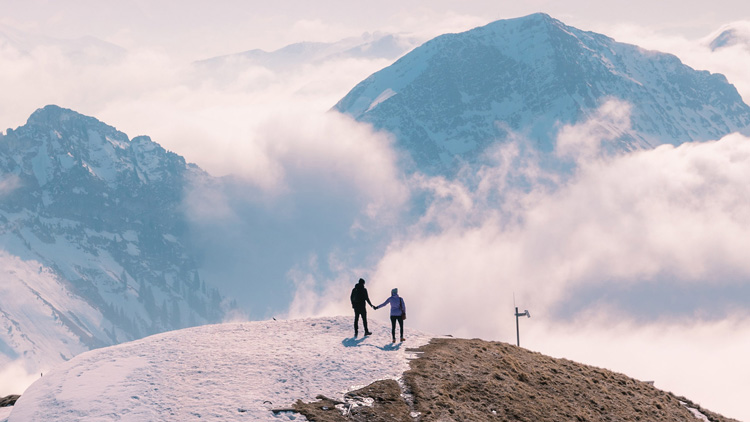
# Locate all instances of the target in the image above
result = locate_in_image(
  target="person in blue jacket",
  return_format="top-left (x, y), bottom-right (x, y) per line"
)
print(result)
top-left (375, 288), bottom-right (406, 343)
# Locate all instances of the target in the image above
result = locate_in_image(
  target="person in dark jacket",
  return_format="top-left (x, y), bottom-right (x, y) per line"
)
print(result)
top-left (375, 288), bottom-right (406, 343)
top-left (350, 278), bottom-right (374, 337)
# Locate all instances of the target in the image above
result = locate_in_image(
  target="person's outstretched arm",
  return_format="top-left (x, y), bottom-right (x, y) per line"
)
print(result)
top-left (365, 289), bottom-right (374, 308)
top-left (374, 297), bottom-right (390, 310)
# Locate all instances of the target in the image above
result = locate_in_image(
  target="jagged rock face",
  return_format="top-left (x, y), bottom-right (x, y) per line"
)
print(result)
top-left (0, 105), bottom-right (224, 371)
top-left (335, 13), bottom-right (750, 174)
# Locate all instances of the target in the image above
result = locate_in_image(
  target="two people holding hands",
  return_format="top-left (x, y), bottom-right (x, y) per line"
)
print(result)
top-left (351, 278), bottom-right (407, 343)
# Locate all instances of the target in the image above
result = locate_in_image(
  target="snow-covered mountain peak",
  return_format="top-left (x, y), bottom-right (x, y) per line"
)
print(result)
top-left (334, 14), bottom-right (750, 175)
top-left (480, 12), bottom-right (562, 33)
top-left (708, 21), bottom-right (750, 51)
top-left (0, 107), bottom-right (225, 382)
top-left (26, 104), bottom-right (99, 127)
top-left (3, 105), bottom-right (190, 188)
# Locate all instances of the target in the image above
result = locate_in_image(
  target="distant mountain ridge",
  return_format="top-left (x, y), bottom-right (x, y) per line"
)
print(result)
top-left (194, 32), bottom-right (420, 72)
top-left (0, 105), bottom-right (226, 373)
top-left (0, 24), bottom-right (125, 64)
top-left (335, 13), bottom-right (750, 174)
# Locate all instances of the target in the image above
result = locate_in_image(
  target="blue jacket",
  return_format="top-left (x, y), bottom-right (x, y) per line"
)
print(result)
top-left (376, 294), bottom-right (406, 317)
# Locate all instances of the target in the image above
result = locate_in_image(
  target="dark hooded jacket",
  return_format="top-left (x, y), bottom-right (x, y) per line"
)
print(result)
top-left (350, 283), bottom-right (374, 310)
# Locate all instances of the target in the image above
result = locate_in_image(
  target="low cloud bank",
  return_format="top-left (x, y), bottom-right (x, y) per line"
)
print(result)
top-left (527, 313), bottom-right (750, 421)
top-left (289, 101), bottom-right (750, 421)
top-left (182, 110), bottom-right (409, 315)
top-left (293, 101), bottom-right (750, 329)
top-left (0, 359), bottom-right (40, 397)
top-left (0, 28), bottom-right (401, 188)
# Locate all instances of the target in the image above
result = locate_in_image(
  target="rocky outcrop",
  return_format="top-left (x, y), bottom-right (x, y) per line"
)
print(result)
top-left (0, 395), bottom-right (20, 408)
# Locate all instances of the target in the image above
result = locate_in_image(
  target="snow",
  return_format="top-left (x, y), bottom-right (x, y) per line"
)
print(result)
top-left (688, 408), bottom-right (710, 422)
top-left (121, 230), bottom-right (138, 242)
top-left (30, 147), bottom-right (53, 187)
top-left (0, 251), bottom-right (99, 374)
top-left (680, 401), bottom-right (711, 422)
top-left (366, 88), bottom-right (397, 112)
top-left (8, 316), bottom-right (433, 421)
top-left (0, 406), bottom-right (10, 422)
top-left (125, 242), bottom-right (140, 256)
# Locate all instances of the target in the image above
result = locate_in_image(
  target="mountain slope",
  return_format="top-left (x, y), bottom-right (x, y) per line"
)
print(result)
top-left (7, 317), bottom-right (433, 421)
top-left (296, 337), bottom-right (737, 422)
top-left (0, 106), bottom-right (226, 375)
top-left (6, 317), bottom-right (736, 421)
top-left (334, 13), bottom-right (750, 174)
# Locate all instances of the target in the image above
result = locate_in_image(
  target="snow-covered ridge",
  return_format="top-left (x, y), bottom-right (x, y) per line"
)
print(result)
top-left (8, 317), bottom-right (433, 421)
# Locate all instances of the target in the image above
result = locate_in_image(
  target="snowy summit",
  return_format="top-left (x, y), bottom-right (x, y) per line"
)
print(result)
top-left (7, 317), bottom-right (433, 421)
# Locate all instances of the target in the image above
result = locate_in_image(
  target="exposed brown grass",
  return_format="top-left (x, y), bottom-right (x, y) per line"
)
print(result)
top-left (405, 338), bottom-right (737, 422)
top-left (0, 395), bottom-right (20, 408)
top-left (292, 338), bottom-right (738, 422)
top-left (292, 379), bottom-right (411, 422)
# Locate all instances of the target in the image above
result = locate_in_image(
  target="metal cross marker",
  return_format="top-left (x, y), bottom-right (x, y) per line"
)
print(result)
top-left (515, 307), bottom-right (530, 347)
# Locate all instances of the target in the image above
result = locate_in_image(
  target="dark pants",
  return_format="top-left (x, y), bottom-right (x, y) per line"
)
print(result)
top-left (354, 307), bottom-right (368, 335)
top-left (390, 315), bottom-right (404, 341)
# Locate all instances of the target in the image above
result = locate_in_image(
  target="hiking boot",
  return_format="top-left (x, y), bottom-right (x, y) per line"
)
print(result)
top-left (392, 339), bottom-right (396, 343)
top-left (400, 338), bottom-right (405, 342)
top-left (364, 331), bottom-right (373, 336)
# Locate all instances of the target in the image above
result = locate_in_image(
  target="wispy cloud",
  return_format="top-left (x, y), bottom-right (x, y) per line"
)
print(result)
top-left (0, 359), bottom-right (40, 396)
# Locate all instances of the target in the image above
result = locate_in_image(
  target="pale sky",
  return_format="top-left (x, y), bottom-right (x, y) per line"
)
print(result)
top-left (1, 0), bottom-right (749, 59)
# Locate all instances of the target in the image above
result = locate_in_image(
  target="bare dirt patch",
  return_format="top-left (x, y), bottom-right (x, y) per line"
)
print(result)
top-left (292, 338), bottom-right (737, 422)
top-left (292, 379), bottom-right (411, 422)
top-left (405, 338), bottom-right (736, 422)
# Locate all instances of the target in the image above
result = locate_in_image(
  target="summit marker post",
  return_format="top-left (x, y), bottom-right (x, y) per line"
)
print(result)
top-left (515, 307), bottom-right (530, 347)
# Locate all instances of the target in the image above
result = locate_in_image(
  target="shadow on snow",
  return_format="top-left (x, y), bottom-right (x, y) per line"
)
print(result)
top-left (342, 337), bottom-right (402, 351)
